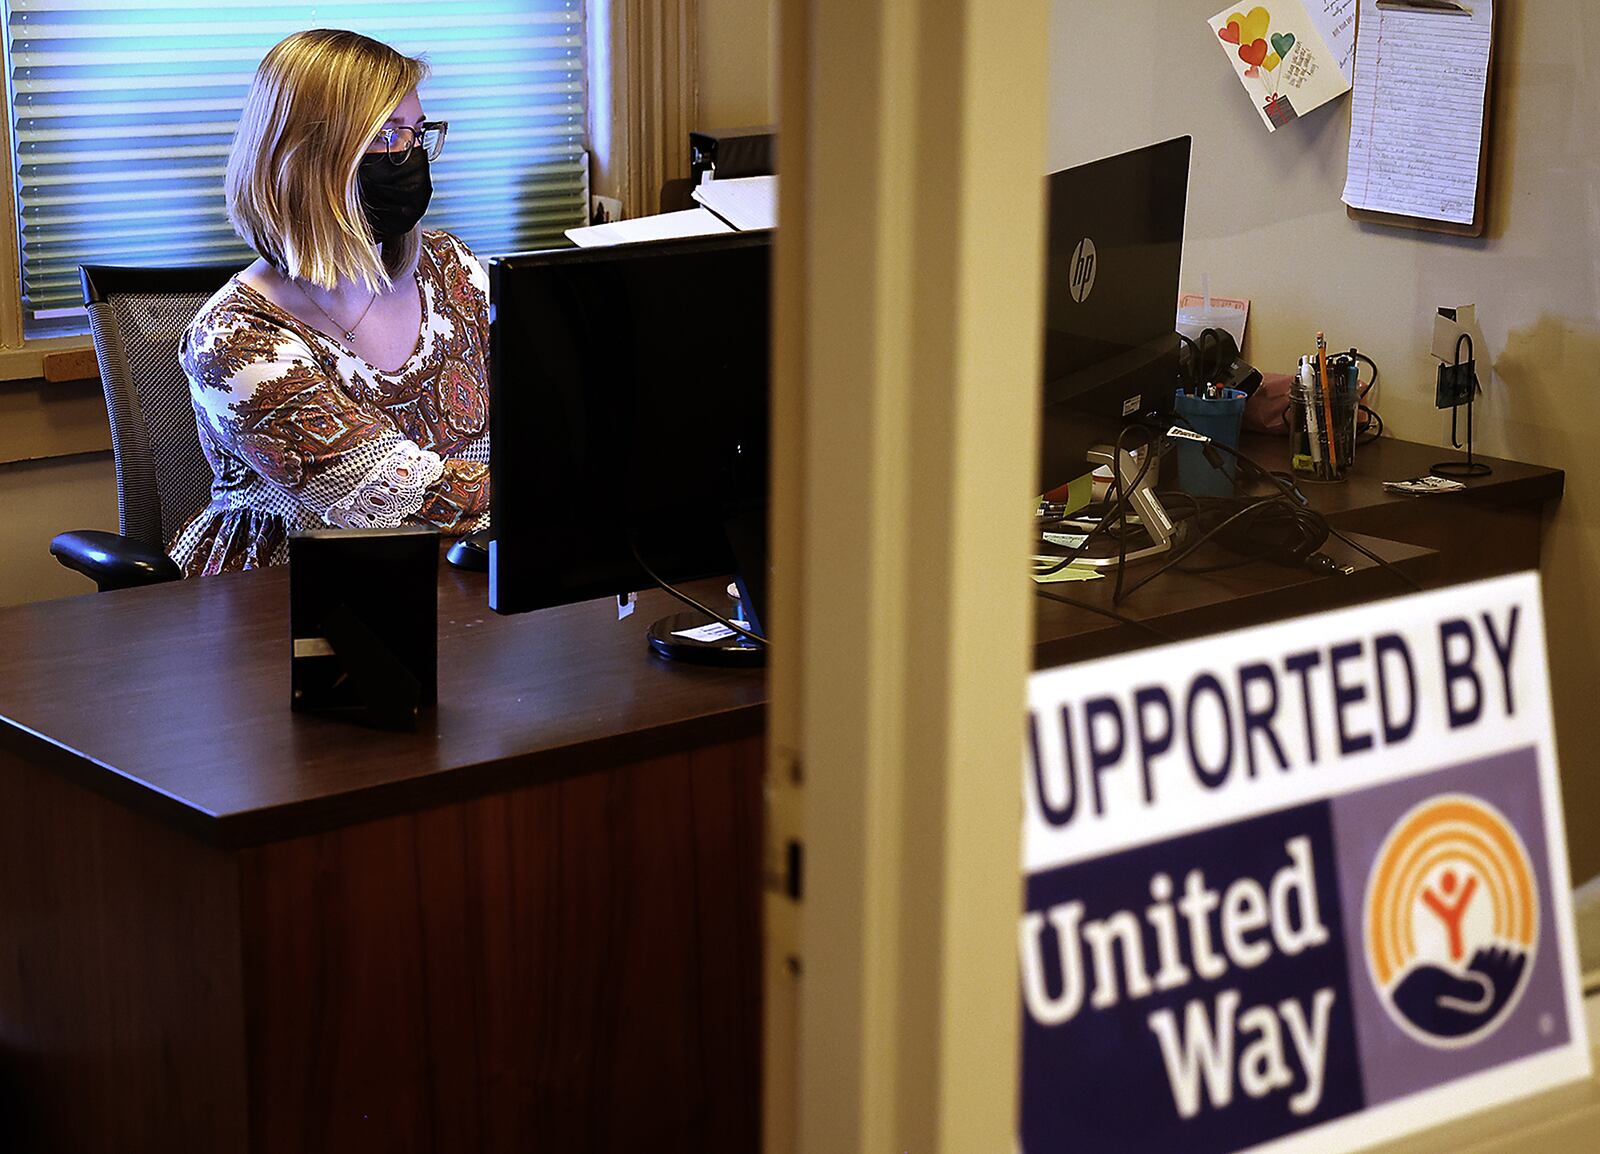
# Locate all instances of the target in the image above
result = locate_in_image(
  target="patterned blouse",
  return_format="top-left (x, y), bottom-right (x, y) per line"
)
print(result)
top-left (172, 230), bottom-right (491, 576)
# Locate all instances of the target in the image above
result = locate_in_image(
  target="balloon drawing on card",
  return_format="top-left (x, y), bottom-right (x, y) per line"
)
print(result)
top-left (1207, 1), bottom-right (1354, 132)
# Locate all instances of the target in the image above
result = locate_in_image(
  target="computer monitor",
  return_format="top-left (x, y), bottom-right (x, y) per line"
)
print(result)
top-left (487, 232), bottom-right (771, 659)
top-left (1038, 135), bottom-right (1191, 494)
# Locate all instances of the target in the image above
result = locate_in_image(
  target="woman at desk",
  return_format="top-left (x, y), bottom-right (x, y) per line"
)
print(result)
top-left (172, 29), bottom-right (490, 575)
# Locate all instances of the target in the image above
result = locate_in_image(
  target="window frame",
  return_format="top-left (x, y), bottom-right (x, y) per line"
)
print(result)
top-left (0, 84), bottom-right (91, 381)
top-left (0, 3), bottom-right (595, 381)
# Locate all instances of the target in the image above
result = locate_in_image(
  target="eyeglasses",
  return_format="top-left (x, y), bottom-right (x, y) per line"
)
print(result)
top-left (373, 121), bottom-right (448, 164)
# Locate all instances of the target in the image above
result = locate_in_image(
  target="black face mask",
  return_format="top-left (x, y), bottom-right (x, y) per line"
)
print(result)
top-left (357, 148), bottom-right (432, 242)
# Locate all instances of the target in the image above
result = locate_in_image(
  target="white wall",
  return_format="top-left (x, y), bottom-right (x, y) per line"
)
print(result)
top-left (1049, 1), bottom-right (1600, 880)
top-left (698, 0), bottom-right (775, 129)
top-left (0, 454), bottom-right (116, 605)
top-left (0, 377), bottom-right (116, 606)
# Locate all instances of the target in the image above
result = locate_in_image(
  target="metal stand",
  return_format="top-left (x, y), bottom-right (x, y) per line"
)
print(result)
top-left (1433, 333), bottom-right (1492, 479)
top-left (1068, 439), bottom-right (1176, 569)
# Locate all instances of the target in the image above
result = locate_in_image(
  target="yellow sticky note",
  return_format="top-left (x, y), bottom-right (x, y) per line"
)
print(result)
top-left (1031, 557), bottom-right (1104, 585)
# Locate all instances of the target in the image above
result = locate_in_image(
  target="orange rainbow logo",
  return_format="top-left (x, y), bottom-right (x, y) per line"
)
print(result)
top-left (1364, 795), bottom-right (1537, 1047)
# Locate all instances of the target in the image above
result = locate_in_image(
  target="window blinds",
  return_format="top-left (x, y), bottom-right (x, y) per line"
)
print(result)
top-left (2, 0), bottom-right (588, 336)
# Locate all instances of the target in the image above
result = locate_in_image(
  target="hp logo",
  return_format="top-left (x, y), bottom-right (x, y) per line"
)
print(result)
top-left (1068, 239), bottom-right (1097, 303)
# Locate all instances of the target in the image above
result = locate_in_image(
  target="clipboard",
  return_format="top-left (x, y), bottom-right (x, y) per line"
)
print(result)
top-left (1344, 0), bottom-right (1498, 238)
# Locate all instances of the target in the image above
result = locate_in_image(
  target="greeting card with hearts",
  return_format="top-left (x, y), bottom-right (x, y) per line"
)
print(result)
top-left (1208, 2), bottom-right (1353, 132)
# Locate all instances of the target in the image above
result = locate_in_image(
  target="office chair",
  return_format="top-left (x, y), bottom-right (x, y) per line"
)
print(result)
top-left (50, 262), bottom-right (244, 592)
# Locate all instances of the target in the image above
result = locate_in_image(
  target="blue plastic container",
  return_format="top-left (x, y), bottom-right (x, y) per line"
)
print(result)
top-left (1172, 388), bottom-right (1247, 497)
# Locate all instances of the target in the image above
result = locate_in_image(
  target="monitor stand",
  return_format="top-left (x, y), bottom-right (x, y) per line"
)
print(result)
top-left (644, 506), bottom-right (769, 667)
top-left (1067, 440), bottom-right (1176, 569)
top-left (646, 599), bottom-right (766, 667)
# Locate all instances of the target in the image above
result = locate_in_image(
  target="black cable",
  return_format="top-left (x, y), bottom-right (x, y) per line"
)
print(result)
top-left (1228, 447), bottom-right (1421, 591)
top-left (1321, 524), bottom-right (1423, 592)
top-left (1033, 509), bottom-right (1117, 577)
top-left (628, 541), bottom-right (770, 646)
top-left (1035, 588), bottom-right (1175, 641)
top-left (1354, 351), bottom-right (1383, 443)
top-left (1199, 434), bottom-right (1424, 594)
top-left (1358, 404), bottom-right (1384, 443)
top-left (1162, 491), bottom-right (1326, 574)
top-left (1132, 412), bottom-right (1422, 596)
top-left (1353, 350), bottom-right (1379, 396)
top-left (1113, 492), bottom-right (1307, 604)
top-left (1041, 399), bottom-right (1420, 609)
top-left (1111, 424), bottom-right (1134, 603)
top-left (1034, 423), bottom-right (1157, 578)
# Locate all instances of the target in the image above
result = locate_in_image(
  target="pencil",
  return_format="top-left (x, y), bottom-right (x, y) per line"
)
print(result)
top-left (1316, 332), bottom-right (1338, 475)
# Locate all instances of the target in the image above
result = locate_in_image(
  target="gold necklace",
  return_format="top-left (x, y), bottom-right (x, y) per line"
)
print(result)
top-left (300, 283), bottom-right (379, 343)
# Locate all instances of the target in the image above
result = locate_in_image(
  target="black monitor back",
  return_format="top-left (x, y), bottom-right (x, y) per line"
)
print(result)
top-left (1039, 136), bottom-right (1189, 487)
top-left (489, 232), bottom-right (771, 616)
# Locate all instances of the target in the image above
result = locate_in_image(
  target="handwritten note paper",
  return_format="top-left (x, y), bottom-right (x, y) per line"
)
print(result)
top-left (1309, 0), bottom-right (1358, 81)
top-left (1342, 0), bottom-right (1493, 226)
top-left (1208, 2), bottom-right (1354, 133)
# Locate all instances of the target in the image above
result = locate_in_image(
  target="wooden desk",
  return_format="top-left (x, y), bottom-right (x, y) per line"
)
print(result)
top-left (1033, 436), bottom-right (1563, 667)
top-left (0, 570), bottom-right (766, 1153)
top-left (0, 437), bottom-right (1563, 1152)
top-left (1242, 432), bottom-right (1563, 580)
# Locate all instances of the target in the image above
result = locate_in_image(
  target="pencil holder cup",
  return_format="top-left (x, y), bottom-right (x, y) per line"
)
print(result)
top-left (1290, 368), bottom-right (1358, 482)
top-left (1172, 389), bottom-right (1246, 498)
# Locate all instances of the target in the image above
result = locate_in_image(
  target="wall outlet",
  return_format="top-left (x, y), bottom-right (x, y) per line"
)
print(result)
top-left (590, 195), bottom-right (623, 225)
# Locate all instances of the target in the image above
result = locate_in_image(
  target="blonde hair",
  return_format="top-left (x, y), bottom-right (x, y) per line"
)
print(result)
top-left (227, 29), bottom-right (427, 292)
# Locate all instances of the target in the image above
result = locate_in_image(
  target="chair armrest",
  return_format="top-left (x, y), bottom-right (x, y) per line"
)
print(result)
top-left (50, 530), bottom-right (183, 592)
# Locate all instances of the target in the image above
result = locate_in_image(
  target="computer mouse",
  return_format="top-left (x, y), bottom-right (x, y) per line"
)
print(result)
top-left (446, 528), bottom-right (492, 572)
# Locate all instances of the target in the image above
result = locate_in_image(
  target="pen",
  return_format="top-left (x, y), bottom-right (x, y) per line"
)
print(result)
top-left (1299, 356), bottom-right (1324, 471)
top-left (1346, 358), bottom-right (1360, 446)
top-left (1316, 332), bottom-right (1338, 475)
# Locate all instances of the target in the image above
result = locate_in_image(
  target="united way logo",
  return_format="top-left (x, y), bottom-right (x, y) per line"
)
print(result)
top-left (1364, 795), bottom-right (1537, 1048)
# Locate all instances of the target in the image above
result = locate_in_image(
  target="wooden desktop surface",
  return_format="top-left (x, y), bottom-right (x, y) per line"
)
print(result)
top-left (0, 568), bottom-right (765, 848)
top-left (1242, 431), bottom-right (1564, 520)
top-left (0, 434), bottom-right (1563, 849)
top-left (1033, 530), bottom-right (1435, 668)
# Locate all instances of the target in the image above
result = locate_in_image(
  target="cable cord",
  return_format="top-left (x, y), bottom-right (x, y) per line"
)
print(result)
top-left (1125, 413), bottom-right (1421, 597)
top-left (1161, 491), bottom-right (1328, 573)
top-left (1192, 432), bottom-right (1424, 595)
top-left (1035, 423), bottom-right (1158, 579)
top-left (1112, 491), bottom-right (1315, 604)
top-left (1353, 351), bottom-right (1383, 443)
top-left (628, 542), bottom-right (770, 647)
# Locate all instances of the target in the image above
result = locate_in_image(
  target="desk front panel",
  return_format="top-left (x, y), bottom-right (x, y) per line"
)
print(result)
top-left (0, 731), bottom-right (763, 1154)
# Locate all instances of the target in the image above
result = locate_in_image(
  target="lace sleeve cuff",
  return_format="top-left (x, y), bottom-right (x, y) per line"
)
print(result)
top-left (325, 441), bottom-right (446, 530)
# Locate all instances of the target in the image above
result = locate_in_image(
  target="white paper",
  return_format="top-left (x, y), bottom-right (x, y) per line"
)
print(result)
top-left (1382, 475), bottom-right (1467, 494)
top-left (1177, 292), bottom-right (1250, 350)
top-left (1431, 303), bottom-right (1486, 364)
top-left (1309, 0), bottom-right (1359, 81)
top-left (1342, 0), bottom-right (1493, 225)
top-left (691, 175), bottom-right (777, 231)
top-left (565, 207), bottom-right (733, 248)
top-left (671, 621), bottom-right (745, 643)
top-left (1041, 532), bottom-right (1090, 549)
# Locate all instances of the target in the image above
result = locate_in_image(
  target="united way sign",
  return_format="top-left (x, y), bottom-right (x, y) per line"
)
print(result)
top-left (1020, 572), bottom-right (1590, 1154)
